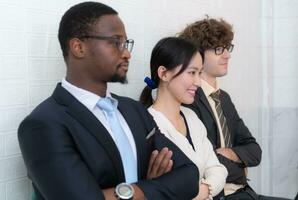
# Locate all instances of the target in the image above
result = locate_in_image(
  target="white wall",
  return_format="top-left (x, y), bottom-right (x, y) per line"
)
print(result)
top-left (260, 0), bottom-right (298, 198)
top-left (0, 0), bottom-right (296, 199)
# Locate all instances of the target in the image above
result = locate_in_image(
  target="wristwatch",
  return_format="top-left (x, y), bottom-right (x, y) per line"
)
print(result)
top-left (115, 183), bottom-right (134, 200)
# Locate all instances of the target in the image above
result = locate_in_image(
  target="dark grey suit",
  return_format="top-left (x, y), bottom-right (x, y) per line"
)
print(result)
top-left (185, 87), bottom-right (262, 199)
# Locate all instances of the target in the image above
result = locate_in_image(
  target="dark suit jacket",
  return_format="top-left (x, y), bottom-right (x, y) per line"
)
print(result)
top-left (186, 87), bottom-right (262, 185)
top-left (18, 84), bottom-right (199, 200)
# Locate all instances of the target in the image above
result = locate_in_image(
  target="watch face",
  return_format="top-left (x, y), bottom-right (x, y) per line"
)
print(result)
top-left (118, 185), bottom-right (133, 196)
top-left (116, 183), bottom-right (134, 199)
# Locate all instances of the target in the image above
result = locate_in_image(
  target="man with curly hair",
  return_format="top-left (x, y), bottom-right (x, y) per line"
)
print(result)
top-left (179, 17), bottom-right (288, 200)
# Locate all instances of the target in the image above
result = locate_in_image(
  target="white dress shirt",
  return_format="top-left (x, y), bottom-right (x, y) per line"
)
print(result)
top-left (148, 106), bottom-right (228, 197)
top-left (61, 78), bottom-right (137, 161)
top-left (201, 80), bottom-right (226, 148)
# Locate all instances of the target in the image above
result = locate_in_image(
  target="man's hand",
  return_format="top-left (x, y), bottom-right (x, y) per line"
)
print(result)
top-left (216, 147), bottom-right (241, 163)
top-left (146, 147), bottom-right (173, 179)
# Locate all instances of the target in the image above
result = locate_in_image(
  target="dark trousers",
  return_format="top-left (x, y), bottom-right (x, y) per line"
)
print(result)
top-left (219, 185), bottom-right (291, 200)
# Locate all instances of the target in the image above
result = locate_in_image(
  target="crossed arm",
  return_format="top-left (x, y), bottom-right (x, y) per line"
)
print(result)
top-left (102, 148), bottom-right (173, 200)
top-left (216, 106), bottom-right (262, 183)
top-left (19, 117), bottom-right (199, 200)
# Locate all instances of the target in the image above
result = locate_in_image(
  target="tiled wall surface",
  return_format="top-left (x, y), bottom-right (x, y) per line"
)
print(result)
top-left (260, 0), bottom-right (298, 198)
top-left (0, 0), bottom-right (296, 199)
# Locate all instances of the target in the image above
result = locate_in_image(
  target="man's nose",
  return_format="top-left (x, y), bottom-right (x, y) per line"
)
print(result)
top-left (121, 48), bottom-right (131, 59)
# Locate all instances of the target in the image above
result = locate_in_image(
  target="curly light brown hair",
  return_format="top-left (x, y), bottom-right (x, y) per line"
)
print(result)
top-left (178, 16), bottom-right (234, 52)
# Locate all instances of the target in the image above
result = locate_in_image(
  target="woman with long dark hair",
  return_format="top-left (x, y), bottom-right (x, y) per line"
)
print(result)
top-left (140, 37), bottom-right (227, 199)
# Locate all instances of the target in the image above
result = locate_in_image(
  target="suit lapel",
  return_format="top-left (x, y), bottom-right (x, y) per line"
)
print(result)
top-left (53, 84), bottom-right (125, 182)
top-left (115, 96), bottom-right (147, 179)
top-left (197, 88), bottom-right (215, 121)
top-left (196, 88), bottom-right (221, 147)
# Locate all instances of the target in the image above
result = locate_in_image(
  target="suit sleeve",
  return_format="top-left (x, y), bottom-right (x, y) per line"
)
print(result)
top-left (136, 132), bottom-right (199, 200)
top-left (217, 154), bottom-right (246, 184)
top-left (223, 91), bottom-right (262, 167)
top-left (134, 103), bottom-right (200, 200)
top-left (18, 116), bottom-right (104, 200)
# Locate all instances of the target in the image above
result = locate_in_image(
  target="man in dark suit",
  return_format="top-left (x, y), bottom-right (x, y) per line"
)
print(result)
top-left (18, 2), bottom-right (199, 200)
top-left (179, 17), bottom-right (288, 200)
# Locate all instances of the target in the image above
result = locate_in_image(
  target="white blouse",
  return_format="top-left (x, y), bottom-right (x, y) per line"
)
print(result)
top-left (148, 106), bottom-right (228, 197)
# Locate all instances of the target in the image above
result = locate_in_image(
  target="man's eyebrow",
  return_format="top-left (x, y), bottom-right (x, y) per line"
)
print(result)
top-left (110, 35), bottom-right (127, 40)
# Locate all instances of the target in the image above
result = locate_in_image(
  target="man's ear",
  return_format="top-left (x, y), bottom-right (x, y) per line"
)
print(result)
top-left (68, 38), bottom-right (86, 58)
top-left (157, 65), bottom-right (171, 82)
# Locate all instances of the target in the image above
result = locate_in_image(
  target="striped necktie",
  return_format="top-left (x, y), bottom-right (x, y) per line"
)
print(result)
top-left (210, 90), bottom-right (232, 147)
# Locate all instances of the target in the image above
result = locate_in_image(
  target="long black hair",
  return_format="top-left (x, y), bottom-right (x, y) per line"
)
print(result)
top-left (139, 37), bottom-right (203, 108)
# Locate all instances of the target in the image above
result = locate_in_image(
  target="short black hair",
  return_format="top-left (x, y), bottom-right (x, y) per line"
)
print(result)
top-left (58, 1), bottom-right (118, 59)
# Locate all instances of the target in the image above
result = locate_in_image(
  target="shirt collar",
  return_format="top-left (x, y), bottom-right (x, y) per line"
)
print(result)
top-left (201, 79), bottom-right (220, 97)
top-left (61, 78), bottom-right (118, 111)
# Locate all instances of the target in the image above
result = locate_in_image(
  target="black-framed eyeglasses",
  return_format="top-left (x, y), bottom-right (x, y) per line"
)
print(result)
top-left (213, 44), bottom-right (234, 55)
top-left (80, 35), bottom-right (134, 53)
